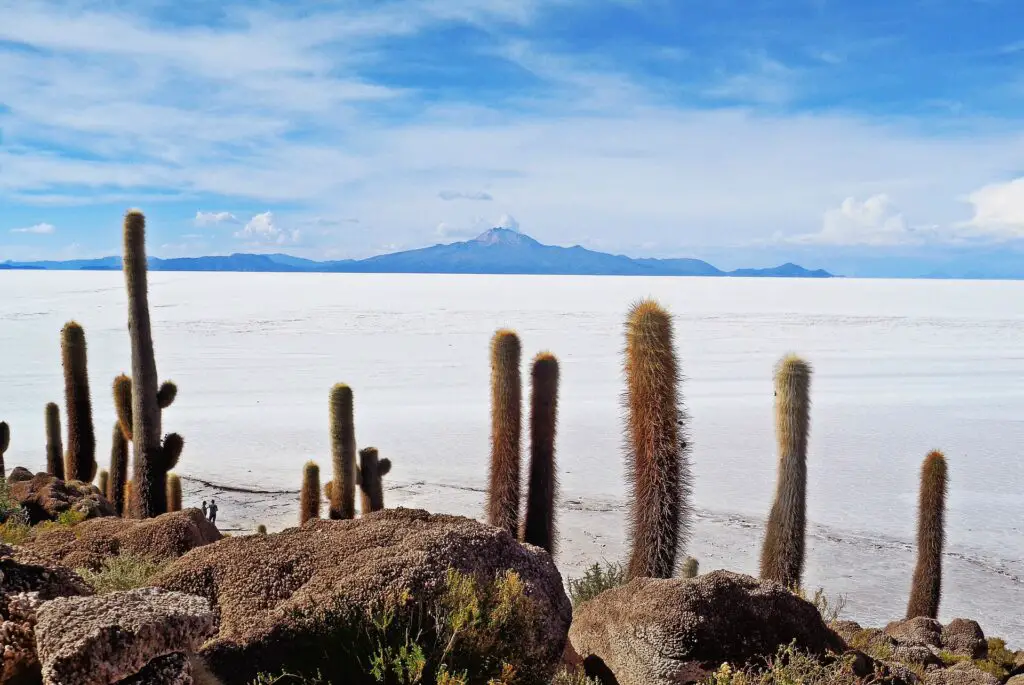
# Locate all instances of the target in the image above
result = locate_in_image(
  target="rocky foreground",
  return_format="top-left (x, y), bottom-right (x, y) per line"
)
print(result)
top-left (0, 503), bottom-right (1021, 685)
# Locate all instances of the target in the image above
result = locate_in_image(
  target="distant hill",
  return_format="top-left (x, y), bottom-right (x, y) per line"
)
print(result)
top-left (2, 228), bottom-right (833, 278)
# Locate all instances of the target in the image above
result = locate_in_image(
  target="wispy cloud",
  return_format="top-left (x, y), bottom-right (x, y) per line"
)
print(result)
top-left (194, 211), bottom-right (238, 226)
top-left (10, 222), bottom-right (56, 235)
top-left (438, 190), bottom-right (494, 201)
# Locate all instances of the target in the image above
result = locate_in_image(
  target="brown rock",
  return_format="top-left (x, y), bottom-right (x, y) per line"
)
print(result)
top-left (24, 509), bottom-right (222, 571)
top-left (568, 571), bottom-right (846, 685)
top-left (1005, 676), bottom-right (1024, 685)
top-left (831, 620), bottom-right (865, 645)
top-left (885, 617), bottom-right (944, 649)
top-left (9, 472), bottom-right (115, 524)
top-left (116, 653), bottom-right (192, 685)
top-left (893, 643), bottom-right (943, 669)
top-left (34, 587), bottom-right (216, 685)
top-left (924, 662), bottom-right (1000, 685)
top-left (151, 508), bottom-right (571, 685)
top-left (941, 619), bottom-right (987, 660)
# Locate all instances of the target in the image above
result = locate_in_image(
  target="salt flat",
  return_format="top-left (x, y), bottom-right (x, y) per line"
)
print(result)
top-left (1, 271), bottom-right (1022, 643)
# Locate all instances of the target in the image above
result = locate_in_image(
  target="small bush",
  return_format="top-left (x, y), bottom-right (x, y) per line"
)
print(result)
top-left (0, 520), bottom-right (32, 545)
top-left (549, 669), bottom-right (601, 685)
top-left (706, 642), bottom-right (862, 685)
top-left (77, 554), bottom-right (170, 593)
top-left (250, 672), bottom-right (327, 685)
top-left (567, 561), bottom-right (626, 607)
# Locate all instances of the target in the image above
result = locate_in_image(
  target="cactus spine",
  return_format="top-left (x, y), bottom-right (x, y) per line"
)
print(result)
top-left (97, 469), bottom-right (109, 497)
top-left (357, 447), bottom-right (391, 514)
top-left (45, 403), bottom-right (64, 479)
top-left (487, 329), bottom-right (522, 535)
top-left (522, 351), bottom-right (559, 555)
top-left (300, 460), bottom-right (321, 525)
top-left (109, 422), bottom-right (129, 516)
top-left (0, 421), bottom-right (8, 479)
top-left (907, 450), bottom-right (948, 619)
top-left (123, 210), bottom-right (182, 517)
top-left (624, 300), bottom-right (692, 580)
top-left (166, 473), bottom-right (182, 513)
top-left (61, 321), bottom-right (96, 482)
top-left (328, 384), bottom-right (357, 520)
top-left (759, 354), bottom-right (812, 589)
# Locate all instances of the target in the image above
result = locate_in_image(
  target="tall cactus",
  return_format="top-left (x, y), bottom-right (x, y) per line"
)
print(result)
top-left (328, 384), bottom-right (357, 520)
top-left (123, 210), bottom-right (182, 517)
top-left (487, 329), bottom-right (522, 536)
top-left (109, 422), bottom-right (129, 516)
top-left (97, 470), bottom-right (109, 497)
top-left (113, 374), bottom-right (133, 440)
top-left (624, 300), bottom-right (692, 580)
top-left (907, 450), bottom-right (948, 619)
top-left (45, 403), bottom-right (64, 479)
top-left (300, 460), bottom-right (321, 525)
top-left (61, 321), bottom-right (96, 482)
top-left (166, 473), bottom-right (182, 513)
top-left (522, 351), bottom-right (559, 555)
top-left (760, 354), bottom-right (812, 589)
top-left (357, 447), bottom-right (391, 514)
top-left (0, 421), bottom-right (8, 479)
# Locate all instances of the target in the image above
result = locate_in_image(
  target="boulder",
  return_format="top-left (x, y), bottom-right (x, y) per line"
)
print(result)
top-left (923, 662), bottom-right (1000, 685)
top-left (34, 587), bottom-right (216, 685)
top-left (1006, 676), bottom-right (1024, 685)
top-left (885, 618), bottom-right (943, 649)
top-left (151, 508), bottom-right (571, 685)
top-left (568, 570), bottom-right (846, 685)
top-left (24, 508), bottom-right (222, 571)
top-left (116, 653), bottom-right (192, 685)
top-left (9, 471), bottom-right (114, 524)
top-left (0, 544), bottom-right (92, 684)
top-left (941, 619), bottom-right (987, 660)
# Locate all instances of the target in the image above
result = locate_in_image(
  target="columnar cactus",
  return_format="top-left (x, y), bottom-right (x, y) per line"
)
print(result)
top-left (357, 447), bottom-right (391, 514)
top-left (624, 300), bottom-right (692, 580)
top-left (487, 329), bottom-right (522, 536)
top-left (109, 422), bottom-right (129, 516)
top-left (760, 354), bottom-right (812, 590)
top-left (907, 450), bottom-right (948, 619)
top-left (682, 556), bottom-right (699, 579)
top-left (97, 469), bottom-right (109, 497)
top-left (328, 384), bottom-right (357, 520)
top-left (522, 351), bottom-right (559, 555)
top-left (122, 210), bottom-right (183, 517)
top-left (61, 321), bottom-right (96, 482)
top-left (113, 374), bottom-right (133, 440)
top-left (300, 460), bottom-right (321, 525)
top-left (166, 473), bottom-right (182, 513)
top-left (0, 421), bottom-right (8, 479)
top-left (45, 403), bottom-right (64, 479)
top-left (256, 524), bottom-right (267, 535)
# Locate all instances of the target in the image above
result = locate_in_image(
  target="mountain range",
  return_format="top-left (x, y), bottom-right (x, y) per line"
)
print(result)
top-left (1, 228), bottom-right (833, 278)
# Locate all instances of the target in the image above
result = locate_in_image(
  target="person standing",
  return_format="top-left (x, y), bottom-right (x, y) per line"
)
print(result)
top-left (208, 499), bottom-right (218, 525)
top-left (202, 500), bottom-right (208, 518)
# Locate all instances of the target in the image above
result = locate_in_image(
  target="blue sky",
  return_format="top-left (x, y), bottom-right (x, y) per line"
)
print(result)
top-left (3, 0), bottom-right (1024, 275)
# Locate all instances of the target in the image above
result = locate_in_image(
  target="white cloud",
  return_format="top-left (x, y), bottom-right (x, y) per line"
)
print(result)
top-left (959, 177), bottom-right (1024, 240)
top-left (495, 214), bottom-right (520, 231)
top-left (234, 212), bottom-right (300, 245)
top-left (790, 195), bottom-right (920, 246)
top-left (194, 211), bottom-right (237, 226)
top-left (10, 222), bottom-right (56, 234)
top-left (438, 190), bottom-right (493, 201)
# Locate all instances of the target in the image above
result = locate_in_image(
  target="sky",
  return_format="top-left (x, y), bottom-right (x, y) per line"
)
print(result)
top-left (3, 0), bottom-right (1024, 276)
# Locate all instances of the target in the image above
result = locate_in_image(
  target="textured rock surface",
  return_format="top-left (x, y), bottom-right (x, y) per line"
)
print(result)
top-left (25, 508), bottom-right (221, 571)
top-left (568, 570), bottom-right (846, 685)
top-left (0, 544), bottom-right (92, 684)
top-left (34, 587), bottom-right (215, 685)
top-left (924, 662), bottom-right (1001, 685)
top-left (885, 618), bottom-right (943, 649)
top-left (941, 619), bottom-right (987, 660)
top-left (8, 471), bottom-right (115, 524)
top-left (116, 653), bottom-right (192, 685)
top-left (151, 508), bottom-right (571, 685)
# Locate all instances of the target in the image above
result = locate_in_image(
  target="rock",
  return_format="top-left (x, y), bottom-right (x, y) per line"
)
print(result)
top-left (34, 587), bottom-right (216, 685)
top-left (568, 570), bottom-right (846, 685)
top-left (0, 544), bottom-right (92, 684)
top-left (941, 619), bottom-right (987, 660)
top-left (24, 509), bottom-right (222, 571)
top-left (832, 620), bottom-right (865, 645)
top-left (885, 617), bottom-right (944, 649)
top-left (9, 472), bottom-right (115, 524)
top-left (116, 653), bottom-right (192, 685)
top-left (151, 508), bottom-right (571, 685)
top-left (924, 662), bottom-right (1001, 685)
top-left (1006, 676), bottom-right (1024, 685)
top-left (7, 467), bottom-right (34, 484)
top-left (892, 643), bottom-right (943, 669)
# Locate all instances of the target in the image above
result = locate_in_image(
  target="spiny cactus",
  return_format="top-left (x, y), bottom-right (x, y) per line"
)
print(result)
top-left (356, 447), bottom-right (391, 514)
top-left (256, 524), bottom-right (267, 535)
top-left (166, 473), bottom-right (182, 513)
top-left (109, 422), bottom-right (129, 516)
top-left (522, 351), bottom-right (559, 555)
top-left (45, 402), bottom-right (64, 479)
top-left (123, 210), bottom-right (182, 517)
top-left (113, 374), bottom-right (133, 440)
top-left (682, 556), bottom-right (699, 579)
top-left (328, 383), bottom-right (357, 520)
top-left (487, 329), bottom-right (522, 536)
top-left (760, 354), bottom-right (812, 590)
top-left (300, 460), bottom-right (321, 525)
top-left (61, 321), bottom-right (96, 482)
top-left (97, 469), bottom-right (109, 497)
top-left (124, 480), bottom-right (135, 518)
top-left (907, 450), bottom-right (948, 619)
top-left (624, 300), bottom-right (692, 580)
top-left (0, 421), bottom-right (8, 479)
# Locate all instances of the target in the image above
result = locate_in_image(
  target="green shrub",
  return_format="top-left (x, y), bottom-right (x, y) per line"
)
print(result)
top-left (77, 554), bottom-right (169, 593)
top-left (0, 520), bottom-right (32, 545)
top-left (705, 642), bottom-right (862, 685)
top-left (567, 561), bottom-right (626, 607)
top-left (250, 673), bottom-right (326, 685)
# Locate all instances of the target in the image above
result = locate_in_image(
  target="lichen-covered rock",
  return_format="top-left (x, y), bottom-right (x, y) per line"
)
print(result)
top-left (24, 509), bottom-right (221, 571)
top-left (116, 653), bottom-right (192, 685)
top-left (34, 587), bottom-right (215, 685)
top-left (8, 471), bottom-right (114, 524)
top-left (151, 508), bottom-right (571, 685)
top-left (924, 662), bottom-right (1001, 685)
top-left (941, 619), bottom-right (987, 660)
top-left (568, 571), bottom-right (846, 685)
top-left (885, 618), bottom-right (943, 649)
top-left (1005, 675), bottom-right (1024, 685)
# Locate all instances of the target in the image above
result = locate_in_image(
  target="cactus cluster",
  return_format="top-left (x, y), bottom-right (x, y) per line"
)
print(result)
top-left (0, 421), bottom-right (9, 479)
top-left (61, 321), bottom-right (96, 482)
top-left (122, 210), bottom-right (183, 517)
top-left (907, 450), bottom-right (948, 619)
